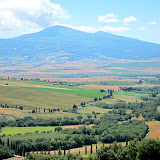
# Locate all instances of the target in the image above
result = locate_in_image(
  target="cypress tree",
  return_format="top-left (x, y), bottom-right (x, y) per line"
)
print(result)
top-left (23, 145), bottom-right (26, 157)
top-left (7, 138), bottom-right (10, 147)
top-left (64, 149), bottom-right (66, 155)
top-left (85, 146), bottom-right (87, 154)
top-left (90, 144), bottom-right (92, 154)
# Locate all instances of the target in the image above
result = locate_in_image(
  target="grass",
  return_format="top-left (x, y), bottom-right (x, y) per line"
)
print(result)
top-left (19, 86), bottom-right (106, 98)
top-left (78, 105), bottom-right (112, 115)
top-left (0, 85), bottom-right (91, 109)
top-left (1, 132), bottom-right (66, 141)
top-left (0, 126), bottom-right (59, 135)
top-left (114, 91), bottom-right (149, 98)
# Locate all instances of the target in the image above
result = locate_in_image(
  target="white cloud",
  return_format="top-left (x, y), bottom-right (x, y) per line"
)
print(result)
top-left (98, 13), bottom-right (119, 23)
top-left (59, 24), bottom-right (130, 33)
top-left (138, 27), bottom-right (145, 30)
top-left (123, 16), bottom-right (136, 23)
top-left (105, 13), bottom-right (117, 18)
top-left (58, 24), bottom-right (98, 33)
top-left (0, 0), bottom-right (70, 38)
top-left (100, 26), bottom-right (130, 32)
top-left (150, 21), bottom-right (157, 24)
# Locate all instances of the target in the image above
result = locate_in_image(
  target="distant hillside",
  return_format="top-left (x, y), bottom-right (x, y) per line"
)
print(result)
top-left (0, 25), bottom-right (160, 67)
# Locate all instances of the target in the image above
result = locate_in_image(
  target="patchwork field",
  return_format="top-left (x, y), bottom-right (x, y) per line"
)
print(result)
top-left (0, 78), bottom-right (158, 120)
top-left (0, 77), bottom-right (160, 157)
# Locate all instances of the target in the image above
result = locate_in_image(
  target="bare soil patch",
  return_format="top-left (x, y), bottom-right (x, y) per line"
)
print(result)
top-left (131, 114), bottom-right (144, 120)
top-left (50, 142), bottom-right (126, 155)
top-left (63, 124), bottom-right (94, 129)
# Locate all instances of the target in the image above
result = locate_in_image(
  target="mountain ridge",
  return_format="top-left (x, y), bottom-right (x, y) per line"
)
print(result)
top-left (0, 25), bottom-right (160, 66)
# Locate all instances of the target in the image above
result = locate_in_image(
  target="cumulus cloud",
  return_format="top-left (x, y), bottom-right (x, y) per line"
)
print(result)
top-left (0, 0), bottom-right (70, 38)
top-left (100, 26), bottom-right (130, 32)
top-left (123, 16), bottom-right (136, 23)
top-left (98, 13), bottom-right (119, 23)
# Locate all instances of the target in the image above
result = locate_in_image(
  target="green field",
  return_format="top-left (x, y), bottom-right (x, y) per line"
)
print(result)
top-left (20, 86), bottom-right (107, 98)
top-left (1, 132), bottom-right (66, 141)
top-left (0, 85), bottom-right (91, 109)
top-left (114, 91), bottom-right (149, 98)
top-left (78, 105), bottom-right (112, 115)
top-left (0, 126), bottom-right (59, 135)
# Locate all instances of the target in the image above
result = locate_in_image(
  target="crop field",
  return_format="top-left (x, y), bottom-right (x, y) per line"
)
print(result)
top-left (146, 121), bottom-right (160, 139)
top-left (1, 124), bottom-right (93, 142)
top-left (0, 126), bottom-right (59, 135)
top-left (0, 85), bottom-right (91, 109)
top-left (0, 124), bottom-right (93, 136)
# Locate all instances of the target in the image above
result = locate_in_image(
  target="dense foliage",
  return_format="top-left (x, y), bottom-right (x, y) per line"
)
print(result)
top-left (62, 120), bottom-right (148, 143)
top-left (95, 97), bottom-right (160, 121)
top-left (23, 139), bottom-right (160, 160)
top-left (0, 144), bottom-right (14, 160)
top-left (0, 116), bottom-right (96, 128)
top-left (96, 139), bottom-right (160, 160)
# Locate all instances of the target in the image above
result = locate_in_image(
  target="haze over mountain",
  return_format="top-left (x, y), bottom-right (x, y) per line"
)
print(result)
top-left (0, 25), bottom-right (160, 67)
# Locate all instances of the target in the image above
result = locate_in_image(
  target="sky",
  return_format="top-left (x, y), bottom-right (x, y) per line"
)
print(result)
top-left (0, 0), bottom-right (159, 44)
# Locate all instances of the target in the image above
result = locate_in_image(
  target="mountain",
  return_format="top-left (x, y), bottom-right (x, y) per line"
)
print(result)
top-left (0, 25), bottom-right (160, 67)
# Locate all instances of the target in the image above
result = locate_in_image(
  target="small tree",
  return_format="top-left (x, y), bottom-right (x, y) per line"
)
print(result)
top-left (73, 104), bottom-right (78, 109)
top-left (19, 106), bottom-right (23, 110)
top-left (110, 90), bottom-right (113, 96)
top-left (94, 97), bottom-right (98, 102)
top-left (77, 116), bottom-right (83, 121)
top-left (85, 146), bottom-right (87, 154)
top-left (87, 114), bottom-right (92, 119)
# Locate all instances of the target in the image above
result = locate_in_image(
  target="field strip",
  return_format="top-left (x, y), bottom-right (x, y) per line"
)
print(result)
top-left (0, 83), bottom-right (76, 91)
top-left (0, 124), bottom-right (93, 135)
top-left (146, 121), bottom-right (160, 139)
top-left (63, 124), bottom-right (94, 129)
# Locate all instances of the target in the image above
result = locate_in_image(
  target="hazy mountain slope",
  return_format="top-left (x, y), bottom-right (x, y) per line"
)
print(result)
top-left (0, 25), bottom-right (160, 65)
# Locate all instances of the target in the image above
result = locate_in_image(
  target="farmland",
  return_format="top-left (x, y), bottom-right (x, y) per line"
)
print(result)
top-left (0, 77), bottom-right (160, 159)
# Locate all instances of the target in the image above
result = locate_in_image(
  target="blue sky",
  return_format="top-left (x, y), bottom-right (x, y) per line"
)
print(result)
top-left (0, 0), bottom-right (159, 44)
